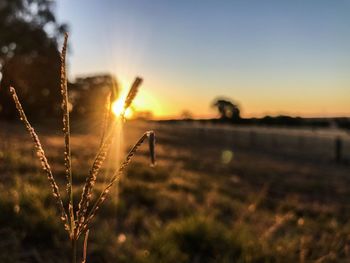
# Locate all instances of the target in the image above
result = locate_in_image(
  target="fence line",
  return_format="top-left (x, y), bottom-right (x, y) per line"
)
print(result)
top-left (152, 122), bottom-right (350, 163)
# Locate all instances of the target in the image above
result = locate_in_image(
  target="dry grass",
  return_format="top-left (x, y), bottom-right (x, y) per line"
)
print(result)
top-left (1, 120), bottom-right (350, 262)
top-left (8, 34), bottom-right (156, 263)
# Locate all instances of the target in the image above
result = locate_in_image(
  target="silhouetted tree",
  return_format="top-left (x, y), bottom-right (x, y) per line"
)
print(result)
top-left (134, 111), bottom-right (154, 120)
top-left (69, 74), bottom-right (118, 121)
top-left (181, 110), bottom-right (193, 120)
top-left (0, 0), bottom-right (67, 120)
top-left (212, 98), bottom-right (241, 122)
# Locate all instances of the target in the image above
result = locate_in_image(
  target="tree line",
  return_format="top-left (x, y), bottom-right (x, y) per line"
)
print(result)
top-left (0, 0), bottom-right (118, 122)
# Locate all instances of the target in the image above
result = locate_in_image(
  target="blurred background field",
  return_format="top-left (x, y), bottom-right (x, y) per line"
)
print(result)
top-left (1, 120), bottom-right (350, 262)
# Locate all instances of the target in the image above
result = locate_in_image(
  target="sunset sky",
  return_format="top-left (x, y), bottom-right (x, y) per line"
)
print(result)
top-left (56, 0), bottom-right (350, 119)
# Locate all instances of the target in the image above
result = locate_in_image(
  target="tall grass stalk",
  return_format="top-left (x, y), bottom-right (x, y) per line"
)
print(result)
top-left (10, 33), bottom-right (156, 263)
top-left (60, 33), bottom-right (76, 260)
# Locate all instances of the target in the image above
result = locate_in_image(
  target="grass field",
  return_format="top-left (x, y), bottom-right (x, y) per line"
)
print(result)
top-left (1, 120), bottom-right (350, 262)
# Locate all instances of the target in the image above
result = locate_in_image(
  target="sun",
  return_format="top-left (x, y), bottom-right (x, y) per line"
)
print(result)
top-left (111, 79), bottom-right (135, 119)
top-left (110, 77), bottom-right (138, 119)
top-left (111, 98), bottom-right (133, 119)
top-left (111, 98), bottom-right (124, 116)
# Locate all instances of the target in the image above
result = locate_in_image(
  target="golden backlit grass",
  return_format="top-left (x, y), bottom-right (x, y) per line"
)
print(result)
top-left (8, 33), bottom-right (155, 263)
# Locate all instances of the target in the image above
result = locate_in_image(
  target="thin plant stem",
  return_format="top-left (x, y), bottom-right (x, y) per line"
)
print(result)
top-left (61, 33), bottom-right (75, 236)
top-left (9, 87), bottom-right (70, 232)
top-left (76, 123), bottom-right (116, 230)
top-left (72, 238), bottom-right (77, 263)
top-left (82, 230), bottom-right (90, 263)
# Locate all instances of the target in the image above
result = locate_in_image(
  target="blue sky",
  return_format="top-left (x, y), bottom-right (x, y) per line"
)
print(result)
top-left (56, 0), bottom-right (350, 118)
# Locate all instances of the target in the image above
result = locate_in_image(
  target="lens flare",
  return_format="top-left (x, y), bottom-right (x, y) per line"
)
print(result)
top-left (111, 99), bottom-right (124, 117)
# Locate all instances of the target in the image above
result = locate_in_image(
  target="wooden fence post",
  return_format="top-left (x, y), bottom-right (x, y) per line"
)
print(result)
top-left (335, 137), bottom-right (342, 163)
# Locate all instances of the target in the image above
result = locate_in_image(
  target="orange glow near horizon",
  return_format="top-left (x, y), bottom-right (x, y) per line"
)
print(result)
top-left (110, 77), bottom-right (350, 120)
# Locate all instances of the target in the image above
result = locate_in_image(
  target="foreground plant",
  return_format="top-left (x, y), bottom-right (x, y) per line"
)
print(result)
top-left (9, 33), bottom-right (156, 263)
